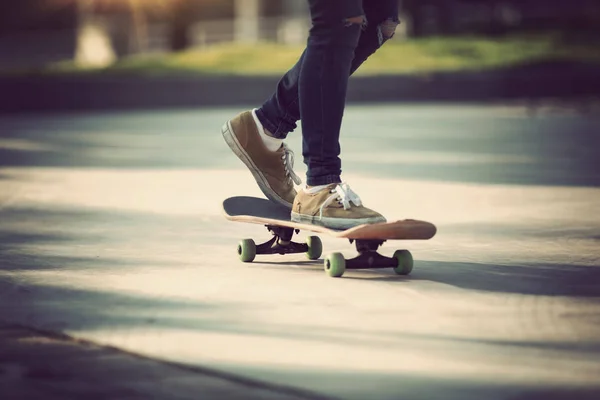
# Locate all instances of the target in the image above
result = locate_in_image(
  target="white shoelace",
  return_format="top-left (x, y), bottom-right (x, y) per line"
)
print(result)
top-left (281, 143), bottom-right (302, 185)
top-left (319, 182), bottom-right (362, 218)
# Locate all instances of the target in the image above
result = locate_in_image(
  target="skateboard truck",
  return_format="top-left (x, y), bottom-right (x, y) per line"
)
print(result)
top-left (343, 240), bottom-right (398, 270)
top-left (236, 225), bottom-right (323, 262)
top-left (323, 238), bottom-right (414, 277)
top-left (254, 225), bottom-right (309, 255)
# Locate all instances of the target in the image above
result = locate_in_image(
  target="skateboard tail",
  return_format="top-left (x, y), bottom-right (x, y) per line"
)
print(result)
top-left (339, 219), bottom-right (437, 240)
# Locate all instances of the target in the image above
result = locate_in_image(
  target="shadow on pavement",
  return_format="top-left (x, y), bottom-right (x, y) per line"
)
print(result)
top-left (258, 257), bottom-right (600, 298)
top-left (341, 261), bottom-right (600, 298)
top-left (414, 261), bottom-right (600, 297)
top-left (0, 107), bottom-right (599, 187)
top-left (2, 262), bottom-right (598, 355)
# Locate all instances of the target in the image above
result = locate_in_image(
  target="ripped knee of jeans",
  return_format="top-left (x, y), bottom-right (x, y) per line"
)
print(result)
top-left (377, 17), bottom-right (400, 46)
top-left (344, 15), bottom-right (367, 29)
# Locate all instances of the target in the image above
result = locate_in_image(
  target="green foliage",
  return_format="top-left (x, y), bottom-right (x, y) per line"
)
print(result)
top-left (18, 34), bottom-right (600, 77)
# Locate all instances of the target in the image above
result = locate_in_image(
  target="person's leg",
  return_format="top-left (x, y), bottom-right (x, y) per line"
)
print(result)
top-left (299, 0), bottom-right (366, 187)
top-left (221, 0), bottom-right (399, 223)
top-left (352, 0), bottom-right (400, 75)
top-left (256, 0), bottom-right (400, 141)
top-left (287, 1), bottom-right (391, 229)
top-left (221, 0), bottom-right (364, 210)
top-left (221, 1), bottom-right (361, 209)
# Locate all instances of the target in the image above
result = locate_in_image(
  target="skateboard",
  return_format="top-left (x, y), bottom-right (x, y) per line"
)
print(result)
top-left (222, 196), bottom-right (437, 278)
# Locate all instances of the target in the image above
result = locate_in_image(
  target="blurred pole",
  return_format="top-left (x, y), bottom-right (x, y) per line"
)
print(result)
top-left (280, 0), bottom-right (308, 44)
top-left (129, 0), bottom-right (149, 53)
top-left (282, 1), bottom-right (308, 16)
top-left (75, 0), bottom-right (116, 67)
top-left (170, 0), bottom-right (193, 51)
top-left (282, 0), bottom-right (308, 16)
top-left (234, 0), bottom-right (260, 43)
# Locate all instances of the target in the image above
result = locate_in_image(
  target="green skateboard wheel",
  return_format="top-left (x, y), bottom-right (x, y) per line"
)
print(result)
top-left (238, 239), bottom-right (256, 262)
top-left (305, 236), bottom-right (323, 260)
top-left (393, 249), bottom-right (413, 275)
top-left (324, 252), bottom-right (346, 278)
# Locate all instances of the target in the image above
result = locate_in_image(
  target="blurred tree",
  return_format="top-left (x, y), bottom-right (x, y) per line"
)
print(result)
top-left (262, 0), bottom-right (283, 17)
top-left (169, 0), bottom-right (194, 50)
top-left (401, 0), bottom-right (455, 37)
top-left (234, 0), bottom-right (260, 43)
top-left (0, 0), bottom-right (77, 34)
top-left (400, 0), bottom-right (600, 37)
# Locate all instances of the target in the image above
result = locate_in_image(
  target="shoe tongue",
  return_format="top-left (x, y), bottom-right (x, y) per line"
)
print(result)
top-left (308, 183), bottom-right (337, 194)
top-left (321, 184), bottom-right (343, 208)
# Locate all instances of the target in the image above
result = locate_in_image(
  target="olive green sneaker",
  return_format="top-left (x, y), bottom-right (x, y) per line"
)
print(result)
top-left (291, 183), bottom-right (386, 230)
top-left (222, 110), bottom-right (301, 208)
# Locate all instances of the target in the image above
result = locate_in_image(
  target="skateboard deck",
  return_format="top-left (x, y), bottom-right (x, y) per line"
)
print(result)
top-left (222, 196), bottom-right (437, 240)
top-left (222, 196), bottom-right (437, 278)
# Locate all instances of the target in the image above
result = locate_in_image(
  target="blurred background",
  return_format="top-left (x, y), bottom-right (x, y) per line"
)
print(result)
top-left (0, 0), bottom-right (599, 112)
top-left (0, 0), bottom-right (598, 71)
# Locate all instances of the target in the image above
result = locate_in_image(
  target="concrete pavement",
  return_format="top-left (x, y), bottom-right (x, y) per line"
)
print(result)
top-left (1, 104), bottom-right (599, 399)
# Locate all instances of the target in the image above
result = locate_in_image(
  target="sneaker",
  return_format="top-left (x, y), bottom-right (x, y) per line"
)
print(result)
top-left (291, 182), bottom-right (386, 230)
top-left (222, 110), bottom-right (301, 208)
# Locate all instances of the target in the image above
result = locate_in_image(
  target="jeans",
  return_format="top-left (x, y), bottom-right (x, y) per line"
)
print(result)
top-left (256, 0), bottom-right (399, 186)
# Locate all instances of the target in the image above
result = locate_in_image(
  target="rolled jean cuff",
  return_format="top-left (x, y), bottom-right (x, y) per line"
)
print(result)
top-left (306, 174), bottom-right (342, 187)
top-left (255, 107), bottom-right (292, 140)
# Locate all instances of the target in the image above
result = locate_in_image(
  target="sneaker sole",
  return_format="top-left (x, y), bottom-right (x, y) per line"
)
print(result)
top-left (291, 212), bottom-right (386, 230)
top-left (221, 121), bottom-right (292, 209)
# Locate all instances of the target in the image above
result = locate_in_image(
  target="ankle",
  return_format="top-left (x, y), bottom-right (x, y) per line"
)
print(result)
top-left (264, 128), bottom-right (276, 138)
top-left (251, 109), bottom-right (282, 151)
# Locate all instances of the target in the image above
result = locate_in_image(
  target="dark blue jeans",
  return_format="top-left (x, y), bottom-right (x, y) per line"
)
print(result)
top-left (256, 0), bottom-right (399, 186)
